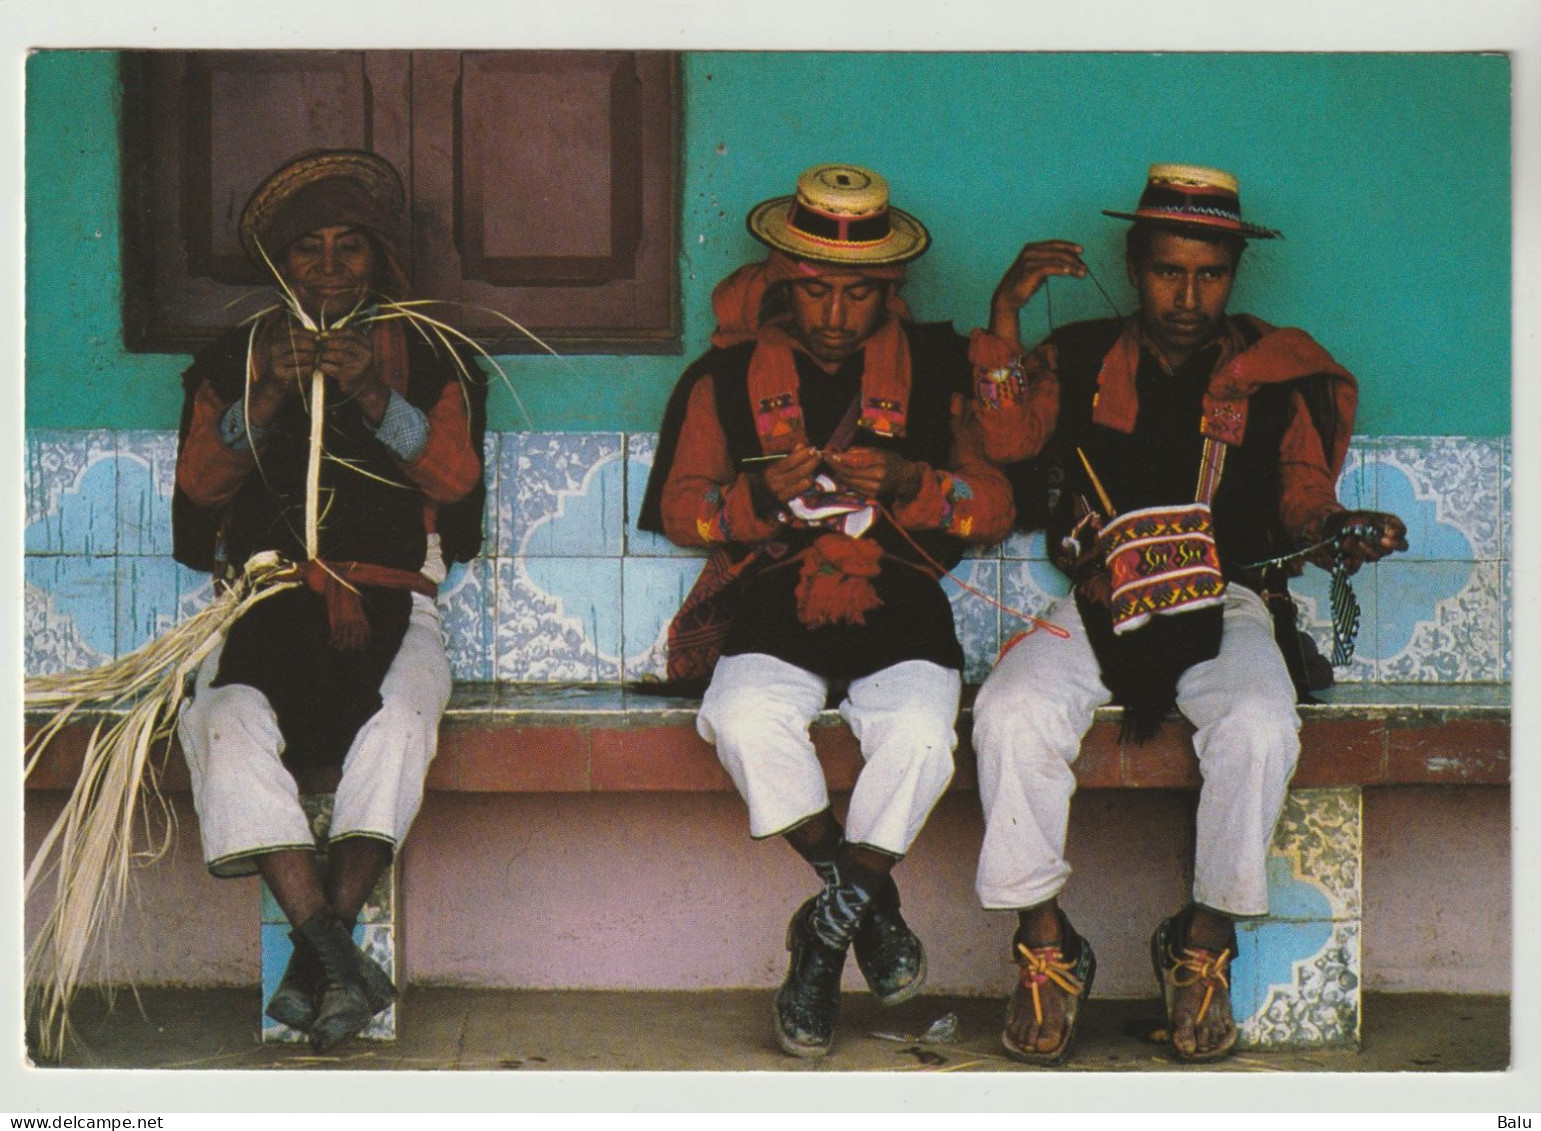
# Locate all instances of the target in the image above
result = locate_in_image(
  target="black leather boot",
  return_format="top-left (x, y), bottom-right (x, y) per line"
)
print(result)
top-left (264, 933), bottom-right (323, 1033)
top-left (773, 882), bottom-right (872, 1058)
top-left (292, 911), bottom-right (397, 1053)
top-left (852, 877), bottom-right (927, 1006)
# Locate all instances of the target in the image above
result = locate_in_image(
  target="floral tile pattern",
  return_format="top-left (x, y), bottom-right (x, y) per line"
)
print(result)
top-left (114, 556), bottom-right (181, 657)
top-left (622, 432), bottom-right (702, 559)
top-left (943, 560), bottom-right (1000, 684)
top-left (497, 432), bottom-right (624, 558)
top-left (621, 556), bottom-right (706, 682)
top-left (25, 430), bottom-right (117, 555)
top-left (1376, 561), bottom-right (1502, 683)
top-left (115, 431), bottom-right (177, 556)
top-left (18, 429), bottom-right (1512, 689)
top-left (439, 559), bottom-right (494, 683)
top-left (1371, 438), bottom-right (1500, 562)
top-left (1236, 919), bottom-right (1360, 1049)
top-left (1499, 437), bottom-right (1511, 562)
top-left (494, 557), bottom-right (622, 682)
top-left (1267, 787), bottom-right (1360, 922)
top-left (1334, 442), bottom-right (1373, 515)
top-left (1501, 561), bottom-right (1511, 684)
top-left (24, 556), bottom-right (117, 674)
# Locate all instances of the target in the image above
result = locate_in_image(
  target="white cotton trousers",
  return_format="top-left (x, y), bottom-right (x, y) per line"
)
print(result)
top-left (697, 653), bottom-right (961, 856)
top-left (972, 584), bottom-right (1299, 916)
top-left (178, 591), bottom-right (451, 878)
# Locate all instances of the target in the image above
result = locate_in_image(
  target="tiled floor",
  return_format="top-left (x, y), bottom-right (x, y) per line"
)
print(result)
top-left (30, 988), bottom-right (1508, 1074)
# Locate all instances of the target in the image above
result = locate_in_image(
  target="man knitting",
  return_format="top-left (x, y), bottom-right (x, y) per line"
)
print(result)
top-left (969, 164), bottom-right (1407, 1063)
top-left (637, 164), bottom-right (1014, 1058)
top-left (173, 150), bottom-right (486, 1052)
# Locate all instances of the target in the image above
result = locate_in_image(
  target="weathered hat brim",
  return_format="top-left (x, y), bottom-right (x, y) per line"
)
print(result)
top-left (1102, 208), bottom-right (1282, 240)
top-left (747, 194), bottom-right (931, 266)
top-left (240, 150), bottom-right (406, 264)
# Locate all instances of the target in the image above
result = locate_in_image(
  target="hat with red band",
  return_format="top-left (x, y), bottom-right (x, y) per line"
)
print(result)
top-left (1103, 163), bottom-right (1281, 240)
top-left (747, 163), bottom-right (930, 266)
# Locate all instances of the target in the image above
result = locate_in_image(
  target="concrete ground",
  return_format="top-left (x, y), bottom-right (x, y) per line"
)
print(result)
top-left (29, 988), bottom-right (1509, 1074)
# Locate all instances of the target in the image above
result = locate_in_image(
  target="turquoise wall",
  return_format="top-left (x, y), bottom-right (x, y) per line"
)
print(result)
top-left (25, 50), bottom-right (1510, 436)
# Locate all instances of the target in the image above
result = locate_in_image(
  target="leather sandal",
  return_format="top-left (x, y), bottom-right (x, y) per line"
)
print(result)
top-left (1150, 907), bottom-right (1239, 1063)
top-left (1001, 913), bottom-right (1096, 1066)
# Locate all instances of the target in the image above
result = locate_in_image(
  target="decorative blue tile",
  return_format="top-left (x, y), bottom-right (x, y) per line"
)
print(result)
top-left (175, 565), bottom-right (217, 623)
top-left (439, 558), bottom-right (493, 682)
top-left (1334, 441), bottom-right (1373, 515)
top-left (1268, 788), bottom-right (1360, 921)
top-left (496, 432), bottom-right (624, 558)
top-left (1501, 561), bottom-right (1511, 684)
top-left (1000, 529), bottom-right (1050, 561)
top-left (115, 431), bottom-right (177, 556)
top-left (1372, 437), bottom-right (1500, 562)
top-left (998, 558), bottom-right (1072, 649)
top-left (1376, 560), bottom-right (1501, 683)
top-left (115, 556), bottom-right (181, 657)
top-left (25, 430), bottom-right (118, 555)
top-left (1290, 563), bottom-right (1380, 683)
top-left (943, 560), bottom-right (1000, 684)
top-left (620, 555), bottom-right (699, 681)
top-left (621, 556), bottom-right (705, 682)
top-left (1500, 437), bottom-right (1511, 563)
top-left (1235, 919), bottom-right (1360, 1049)
top-left (623, 432), bottom-right (703, 558)
top-left (24, 556), bottom-right (117, 674)
top-left (478, 431), bottom-right (500, 555)
top-left (494, 557), bottom-right (622, 682)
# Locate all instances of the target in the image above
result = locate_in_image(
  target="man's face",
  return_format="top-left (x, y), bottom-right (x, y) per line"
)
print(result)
top-left (1127, 229), bottom-right (1237, 365)
top-left (282, 225), bottom-right (377, 323)
top-left (786, 273), bottom-right (888, 366)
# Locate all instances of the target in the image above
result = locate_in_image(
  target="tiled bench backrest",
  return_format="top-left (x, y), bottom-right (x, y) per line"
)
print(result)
top-left (25, 431), bottom-right (1510, 686)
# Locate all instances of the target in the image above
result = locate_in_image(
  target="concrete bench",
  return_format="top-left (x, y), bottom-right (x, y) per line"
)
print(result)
top-left (24, 681), bottom-right (1510, 1050)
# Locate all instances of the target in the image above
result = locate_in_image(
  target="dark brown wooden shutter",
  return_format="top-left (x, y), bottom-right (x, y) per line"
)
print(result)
top-left (121, 50), bottom-right (678, 354)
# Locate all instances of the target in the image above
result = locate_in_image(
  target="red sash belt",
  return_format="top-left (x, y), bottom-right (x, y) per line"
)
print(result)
top-left (290, 559), bottom-right (438, 652)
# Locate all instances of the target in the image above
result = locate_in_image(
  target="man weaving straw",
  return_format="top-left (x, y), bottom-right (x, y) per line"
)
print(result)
top-left (26, 149), bottom-right (486, 1054)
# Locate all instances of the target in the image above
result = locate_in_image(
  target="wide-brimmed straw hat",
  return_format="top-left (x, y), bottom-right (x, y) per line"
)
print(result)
top-left (746, 164), bottom-right (930, 266)
top-left (1103, 163), bottom-right (1281, 240)
top-left (239, 149), bottom-right (406, 265)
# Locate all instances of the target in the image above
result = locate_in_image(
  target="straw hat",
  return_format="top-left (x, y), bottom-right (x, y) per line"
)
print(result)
top-left (1103, 163), bottom-right (1281, 240)
top-left (239, 149), bottom-right (406, 264)
top-left (746, 164), bottom-right (930, 266)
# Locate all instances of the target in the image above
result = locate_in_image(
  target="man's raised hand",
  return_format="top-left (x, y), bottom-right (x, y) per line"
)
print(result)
top-left (990, 240), bottom-right (1088, 345)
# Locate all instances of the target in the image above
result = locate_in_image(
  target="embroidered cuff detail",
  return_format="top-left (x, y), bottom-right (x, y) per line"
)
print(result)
top-left (218, 400), bottom-right (269, 453)
top-left (973, 355), bottom-right (1026, 410)
top-left (368, 390), bottom-right (430, 462)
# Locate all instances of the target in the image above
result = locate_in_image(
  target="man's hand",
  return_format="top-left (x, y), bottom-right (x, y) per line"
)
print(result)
top-left (826, 447), bottom-right (923, 502)
top-left (320, 329), bottom-right (388, 424)
top-left (249, 321), bottom-right (316, 425)
top-left (752, 443), bottom-right (822, 510)
top-left (1323, 510), bottom-right (1409, 574)
top-left (989, 240), bottom-right (1088, 345)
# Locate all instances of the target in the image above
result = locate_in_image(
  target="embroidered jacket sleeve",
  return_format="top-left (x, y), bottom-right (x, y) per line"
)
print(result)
top-left (890, 394), bottom-right (1015, 544)
top-left (174, 364), bottom-right (480, 510)
top-left (390, 377), bottom-right (481, 505)
top-left (966, 328), bottom-right (1061, 464)
top-left (176, 381), bottom-right (259, 509)
top-left (660, 376), bottom-right (785, 547)
top-left (1278, 387), bottom-right (1347, 542)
